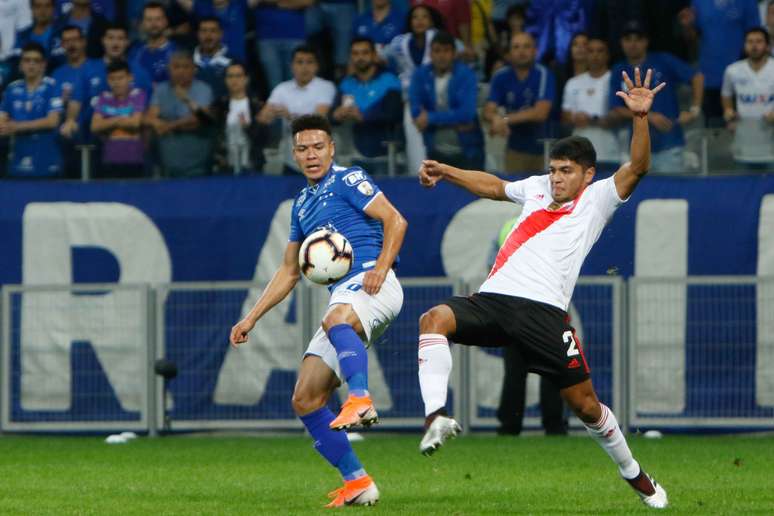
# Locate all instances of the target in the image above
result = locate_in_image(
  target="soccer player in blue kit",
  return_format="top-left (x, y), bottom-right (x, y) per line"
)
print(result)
top-left (230, 114), bottom-right (407, 508)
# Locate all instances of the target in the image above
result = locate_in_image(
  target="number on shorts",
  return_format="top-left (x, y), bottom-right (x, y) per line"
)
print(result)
top-left (563, 330), bottom-right (580, 357)
top-left (346, 283), bottom-right (362, 292)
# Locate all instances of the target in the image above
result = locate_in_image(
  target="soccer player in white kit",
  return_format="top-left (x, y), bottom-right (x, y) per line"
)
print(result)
top-left (415, 68), bottom-right (670, 509)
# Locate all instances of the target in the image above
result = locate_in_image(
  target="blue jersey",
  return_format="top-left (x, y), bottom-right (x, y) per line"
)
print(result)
top-left (352, 8), bottom-right (405, 46)
top-left (289, 165), bottom-right (391, 288)
top-left (610, 53), bottom-right (697, 152)
top-left (131, 41), bottom-right (176, 84)
top-left (194, 0), bottom-right (248, 62)
top-left (0, 77), bottom-right (64, 177)
top-left (488, 64), bottom-right (555, 155)
top-left (53, 58), bottom-right (104, 140)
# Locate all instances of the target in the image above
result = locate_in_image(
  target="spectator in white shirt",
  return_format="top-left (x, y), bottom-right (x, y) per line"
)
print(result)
top-left (257, 45), bottom-right (336, 173)
top-left (0, 0), bottom-right (32, 60)
top-left (561, 38), bottom-right (620, 167)
top-left (721, 27), bottom-right (774, 168)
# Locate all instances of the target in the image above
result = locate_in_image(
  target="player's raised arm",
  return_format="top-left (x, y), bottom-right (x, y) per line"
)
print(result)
top-left (229, 241), bottom-right (302, 347)
top-left (613, 67), bottom-right (666, 200)
top-left (419, 160), bottom-right (509, 201)
top-left (362, 194), bottom-right (407, 295)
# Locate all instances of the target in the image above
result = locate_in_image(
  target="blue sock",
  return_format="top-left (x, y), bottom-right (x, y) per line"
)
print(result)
top-left (300, 407), bottom-right (366, 480)
top-left (328, 324), bottom-right (369, 397)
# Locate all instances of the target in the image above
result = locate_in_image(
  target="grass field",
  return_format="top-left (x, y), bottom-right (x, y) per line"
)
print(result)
top-left (1, 433), bottom-right (773, 514)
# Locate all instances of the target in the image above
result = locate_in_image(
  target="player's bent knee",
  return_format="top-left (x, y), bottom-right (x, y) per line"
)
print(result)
top-left (291, 389), bottom-right (328, 416)
top-left (321, 304), bottom-right (357, 333)
top-left (418, 305), bottom-right (454, 335)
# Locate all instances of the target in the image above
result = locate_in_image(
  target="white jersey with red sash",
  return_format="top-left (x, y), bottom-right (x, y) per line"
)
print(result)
top-left (479, 174), bottom-right (626, 311)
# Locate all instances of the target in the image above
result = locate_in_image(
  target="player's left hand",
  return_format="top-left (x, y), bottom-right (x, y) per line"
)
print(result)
top-left (615, 67), bottom-right (666, 117)
top-left (362, 269), bottom-right (387, 295)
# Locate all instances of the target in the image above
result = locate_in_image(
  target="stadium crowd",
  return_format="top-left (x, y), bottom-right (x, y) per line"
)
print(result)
top-left (0, 0), bottom-right (772, 179)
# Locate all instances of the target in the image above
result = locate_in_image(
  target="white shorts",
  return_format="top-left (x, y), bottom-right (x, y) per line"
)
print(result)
top-left (305, 269), bottom-right (403, 378)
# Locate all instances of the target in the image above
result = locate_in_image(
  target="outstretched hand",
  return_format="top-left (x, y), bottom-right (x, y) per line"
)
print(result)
top-left (418, 160), bottom-right (446, 188)
top-left (615, 67), bottom-right (666, 117)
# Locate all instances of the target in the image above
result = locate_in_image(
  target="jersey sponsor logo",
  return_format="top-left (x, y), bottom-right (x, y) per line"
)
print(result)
top-left (343, 170), bottom-right (366, 186)
top-left (738, 93), bottom-right (774, 104)
top-left (357, 181), bottom-right (374, 196)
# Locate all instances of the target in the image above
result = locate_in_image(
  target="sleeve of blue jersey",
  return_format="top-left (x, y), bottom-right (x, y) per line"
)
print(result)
top-left (288, 193), bottom-right (303, 242)
top-left (335, 167), bottom-right (383, 212)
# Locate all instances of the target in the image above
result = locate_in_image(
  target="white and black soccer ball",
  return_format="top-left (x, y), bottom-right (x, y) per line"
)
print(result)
top-left (298, 229), bottom-right (354, 285)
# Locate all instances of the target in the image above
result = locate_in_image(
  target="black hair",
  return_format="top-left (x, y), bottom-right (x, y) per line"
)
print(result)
top-left (143, 2), bottom-right (166, 15)
top-left (292, 44), bottom-right (318, 61)
top-left (430, 31), bottom-right (456, 50)
top-left (21, 42), bottom-right (46, 59)
top-left (103, 22), bottom-right (129, 34)
top-left (197, 16), bottom-right (222, 29)
top-left (744, 27), bottom-right (770, 46)
top-left (226, 61), bottom-right (247, 74)
top-left (505, 4), bottom-right (526, 21)
top-left (406, 4), bottom-right (446, 34)
top-left (61, 24), bottom-right (85, 37)
top-left (350, 36), bottom-right (376, 52)
top-left (550, 136), bottom-right (597, 169)
top-left (291, 114), bottom-right (332, 137)
top-left (106, 59), bottom-right (130, 75)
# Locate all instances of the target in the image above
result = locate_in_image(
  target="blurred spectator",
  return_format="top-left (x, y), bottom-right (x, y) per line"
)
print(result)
top-left (331, 37), bottom-right (402, 169)
top-left (550, 31), bottom-right (588, 132)
top-left (57, 0), bottom-right (110, 59)
top-left (90, 23), bottom-right (153, 99)
top-left (679, 0), bottom-right (760, 125)
top-left (352, 0), bottom-right (406, 53)
top-left (132, 2), bottom-right (176, 84)
top-left (525, 0), bottom-right (587, 64)
top-left (53, 25), bottom-right (104, 177)
top-left (411, 0), bottom-right (474, 59)
top-left (721, 27), bottom-right (774, 167)
top-left (249, 0), bottom-right (312, 91)
top-left (384, 5), bottom-right (443, 174)
top-left (193, 16), bottom-right (232, 99)
top-left (145, 50), bottom-right (214, 177)
top-left (0, 0), bottom-right (31, 61)
top-left (211, 62), bottom-right (266, 173)
top-left (258, 45), bottom-right (335, 123)
top-left (491, 0), bottom-right (528, 26)
top-left (306, 0), bottom-right (357, 80)
top-left (561, 38), bottom-right (620, 166)
top-left (91, 59), bottom-right (146, 177)
top-left (484, 32), bottom-right (554, 173)
top-left (55, 0), bottom-right (115, 21)
top-left (470, 0), bottom-right (499, 79)
top-left (609, 20), bottom-right (703, 173)
top-left (257, 45), bottom-right (335, 173)
top-left (490, 4), bottom-right (525, 76)
top-left (409, 31), bottom-right (484, 169)
top-left (0, 43), bottom-right (63, 177)
top-left (766, 0), bottom-right (774, 50)
top-left (178, 0), bottom-right (248, 63)
top-left (13, 0), bottom-right (64, 68)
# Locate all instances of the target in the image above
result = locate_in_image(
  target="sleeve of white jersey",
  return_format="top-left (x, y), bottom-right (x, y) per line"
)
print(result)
top-left (591, 175), bottom-right (628, 222)
top-left (503, 176), bottom-right (539, 204)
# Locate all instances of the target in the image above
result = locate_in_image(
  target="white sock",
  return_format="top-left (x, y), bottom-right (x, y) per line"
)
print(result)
top-left (418, 334), bottom-right (452, 417)
top-left (584, 404), bottom-right (640, 479)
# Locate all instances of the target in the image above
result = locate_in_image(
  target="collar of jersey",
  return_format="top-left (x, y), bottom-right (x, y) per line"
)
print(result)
top-left (307, 165), bottom-right (336, 194)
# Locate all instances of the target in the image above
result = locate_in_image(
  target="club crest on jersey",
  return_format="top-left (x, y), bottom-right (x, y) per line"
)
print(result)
top-left (357, 181), bottom-right (374, 196)
top-left (296, 191), bottom-right (307, 206)
top-left (343, 170), bottom-right (366, 186)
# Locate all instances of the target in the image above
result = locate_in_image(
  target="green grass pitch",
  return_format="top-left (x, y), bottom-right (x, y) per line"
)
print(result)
top-left (1, 433), bottom-right (772, 514)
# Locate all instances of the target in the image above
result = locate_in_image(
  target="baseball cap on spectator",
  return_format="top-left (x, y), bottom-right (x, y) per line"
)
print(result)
top-left (621, 20), bottom-right (647, 37)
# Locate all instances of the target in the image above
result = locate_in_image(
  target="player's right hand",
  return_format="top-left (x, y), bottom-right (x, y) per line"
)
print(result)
top-left (230, 319), bottom-right (255, 348)
top-left (419, 160), bottom-right (444, 188)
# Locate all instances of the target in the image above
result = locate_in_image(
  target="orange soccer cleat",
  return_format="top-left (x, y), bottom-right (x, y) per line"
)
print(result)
top-left (325, 475), bottom-right (379, 508)
top-left (329, 395), bottom-right (378, 431)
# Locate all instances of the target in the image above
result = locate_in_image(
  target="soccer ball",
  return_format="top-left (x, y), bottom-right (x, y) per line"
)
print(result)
top-left (299, 229), bottom-right (353, 285)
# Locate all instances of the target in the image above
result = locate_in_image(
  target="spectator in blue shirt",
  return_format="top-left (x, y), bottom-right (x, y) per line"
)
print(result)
top-left (249, 0), bottom-right (312, 91)
top-left (409, 31), bottom-right (484, 170)
top-left (132, 2), bottom-right (176, 84)
top-left (193, 16), bottom-right (232, 99)
top-left (178, 0), bottom-right (248, 63)
top-left (609, 20), bottom-right (704, 173)
top-left (52, 25), bottom-right (103, 142)
top-left (56, 0), bottom-right (111, 59)
top-left (352, 0), bottom-right (406, 53)
top-left (331, 36), bottom-right (403, 169)
top-left (0, 43), bottom-right (64, 177)
top-left (678, 0), bottom-right (760, 124)
top-left (13, 0), bottom-right (65, 70)
top-left (484, 31), bottom-right (555, 172)
top-left (88, 23), bottom-right (153, 101)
